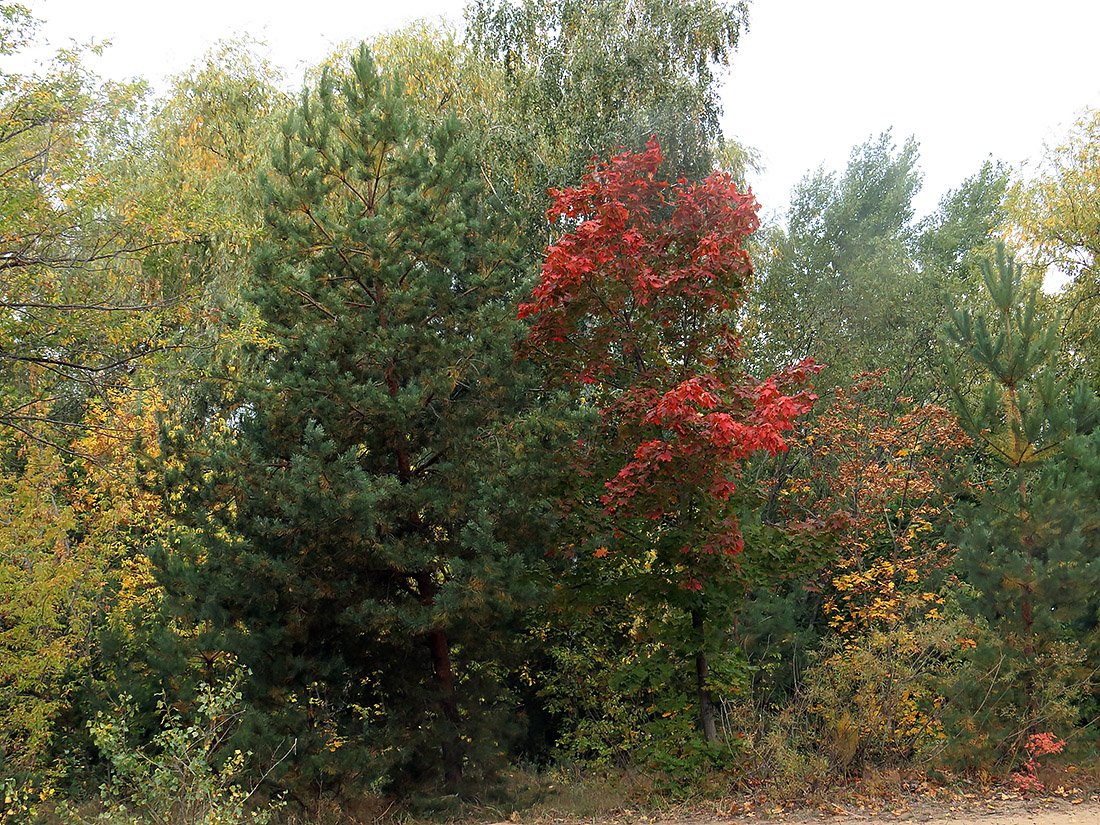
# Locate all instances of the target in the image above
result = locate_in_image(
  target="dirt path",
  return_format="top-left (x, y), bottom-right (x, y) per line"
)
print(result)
top-left (841, 803), bottom-right (1100, 823)
top-left (695, 798), bottom-right (1100, 825)
top-left (510, 788), bottom-right (1100, 825)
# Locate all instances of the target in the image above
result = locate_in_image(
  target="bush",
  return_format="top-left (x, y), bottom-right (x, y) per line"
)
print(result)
top-left (740, 611), bottom-right (975, 786)
top-left (937, 634), bottom-right (1091, 772)
top-left (78, 673), bottom-right (285, 825)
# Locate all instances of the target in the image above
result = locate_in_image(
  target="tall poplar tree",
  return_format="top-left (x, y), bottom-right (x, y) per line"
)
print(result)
top-left (746, 132), bottom-right (925, 392)
top-left (157, 45), bottom-right (538, 791)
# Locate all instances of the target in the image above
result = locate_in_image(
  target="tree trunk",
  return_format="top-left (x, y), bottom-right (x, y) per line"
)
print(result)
top-left (419, 572), bottom-right (463, 787)
top-left (1020, 472), bottom-right (1034, 660)
top-left (692, 608), bottom-right (719, 744)
top-left (427, 625), bottom-right (464, 788)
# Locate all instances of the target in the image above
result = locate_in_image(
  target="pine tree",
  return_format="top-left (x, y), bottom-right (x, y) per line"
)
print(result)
top-left (943, 242), bottom-right (1100, 748)
top-left (156, 45), bottom-right (540, 792)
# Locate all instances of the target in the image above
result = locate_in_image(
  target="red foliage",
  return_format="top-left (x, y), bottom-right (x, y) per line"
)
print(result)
top-left (521, 140), bottom-right (820, 586)
top-left (519, 137), bottom-right (760, 381)
top-left (1010, 732), bottom-right (1065, 793)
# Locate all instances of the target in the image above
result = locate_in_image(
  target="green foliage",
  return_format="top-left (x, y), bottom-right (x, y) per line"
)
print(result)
top-left (795, 616), bottom-right (971, 773)
top-left (368, 21), bottom-right (502, 137)
top-left (0, 387), bottom-right (184, 799)
top-left (943, 242), bottom-right (1100, 755)
top-left (466, 0), bottom-right (749, 239)
top-left (747, 133), bottom-right (926, 390)
top-left (733, 371), bottom-right (972, 713)
top-left (748, 135), bottom-right (1010, 405)
top-left (155, 43), bottom-right (546, 793)
top-left (0, 442), bottom-right (84, 778)
top-left (0, 32), bottom-right (290, 794)
top-left (132, 38), bottom-right (288, 326)
top-left (0, 34), bottom-right (174, 444)
top-left (534, 593), bottom-right (750, 777)
top-left (4, 0), bottom-right (1100, 806)
top-left (917, 159), bottom-right (1010, 288)
top-left (0, 3), bottom-right (33, 56)
top-left (1008, 107), bottom-right (1100, 389)
top-left (82, 674), bottom-right (284, 825)
top-left (532, 600), bottom-right (648, 769)
top-left (938, 620), bottom-right (1091, 771)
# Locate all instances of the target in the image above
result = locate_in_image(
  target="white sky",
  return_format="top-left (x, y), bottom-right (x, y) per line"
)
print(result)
top-left (19, 0), bottom-right (1100, 221)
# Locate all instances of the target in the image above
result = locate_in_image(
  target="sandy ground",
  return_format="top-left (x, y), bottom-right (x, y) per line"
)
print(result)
top-left (810, 804), bottom-right (1098, 823)
top-left (693, 798), bottom-right (1100, 825)
top-left (500, 784), bottom-right (1100, 825)
top-left (844, 804), bottom-right (1100, 823)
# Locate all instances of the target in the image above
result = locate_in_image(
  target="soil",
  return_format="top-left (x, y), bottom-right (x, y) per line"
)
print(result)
top-left (765, 798), bottom-right (1100, 824)
top-left (492, 773), bottom-right (1100, 825)
top-left (666, 795), bottom-right (1100, 825)
top-left (498, 800), bottom-right (1100, 825)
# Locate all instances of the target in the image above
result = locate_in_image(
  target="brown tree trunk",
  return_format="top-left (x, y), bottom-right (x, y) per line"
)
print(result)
top-left (418, 573), bottom-right (463, 787)
top-left (1020, 472), bottom-right (1034, 660)
top-left (692, 608), bottom-right (718, 745)
top-left (427, 625), bottom-right (463, 787)
top-left (1022, 585), bottom-right (1034, 659)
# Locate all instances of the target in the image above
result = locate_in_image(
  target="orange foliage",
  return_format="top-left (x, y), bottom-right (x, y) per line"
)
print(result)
top-left (781, 372), bottom-right (972, 634)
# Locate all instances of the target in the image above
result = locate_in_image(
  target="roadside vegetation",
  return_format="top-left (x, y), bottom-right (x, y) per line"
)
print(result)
top-left (3, 1), bottom-right (1100, 822)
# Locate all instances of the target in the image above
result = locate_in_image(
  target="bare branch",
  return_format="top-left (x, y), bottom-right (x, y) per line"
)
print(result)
top-left (0, 346), bottom-right (164, 373)
top-left (0, 238), bottom-right (191, 272)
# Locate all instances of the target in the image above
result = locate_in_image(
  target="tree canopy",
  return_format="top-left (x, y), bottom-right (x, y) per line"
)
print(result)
top-left (3, 3), bottom-right (1100, 818)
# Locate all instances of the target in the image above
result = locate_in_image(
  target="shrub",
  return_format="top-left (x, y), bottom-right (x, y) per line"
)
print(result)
top-left (80, 673), bottom-right (285, 825)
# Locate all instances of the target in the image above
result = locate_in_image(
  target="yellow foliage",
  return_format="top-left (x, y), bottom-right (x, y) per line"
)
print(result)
top-left (779, 374), bottom-right (970, 638)
top-left (1007, 107), bottom-right (1100, 381)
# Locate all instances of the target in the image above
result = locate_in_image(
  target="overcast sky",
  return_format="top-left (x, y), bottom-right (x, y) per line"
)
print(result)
top-left (20, 0), bottom-right (1100, 221)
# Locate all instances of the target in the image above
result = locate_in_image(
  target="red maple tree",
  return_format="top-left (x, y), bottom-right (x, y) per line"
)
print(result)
top-left (521, 138), bottom-right (820, 742)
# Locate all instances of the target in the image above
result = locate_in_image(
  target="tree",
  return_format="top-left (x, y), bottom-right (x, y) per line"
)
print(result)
top-left (917, 159), bottom-right (1009, 288)
top-left (0, 437), bottom-right (84, 778)
top-left (746, 133), bottom-right (928, 392)
top-left (0, 2), bottom-right (32, 57)
top-left (466, 0), bottom-right (750, 242)
top-left (0, 11), bottom-right (191, 790)
top-left (130, 38), bottom-right (288, 318)
top-left (156, 45), bottom-right (541, 792)
top-left (0, 387), bottom-right (174, 788)
top-left (1007, 107), bottom-right (1100, 389)
top-left (760, 372), bottom-right (971, 632)
top-left (0, 34), bottom-right (172, 441)
top-left (943, 242), bottom-right (1100, 751)
top-left (520, 139), bottom-right (819, 745)
top-left (367, 22), bottom-right (502, 134)
top-left (726, 369), bottom-right (973, 722)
